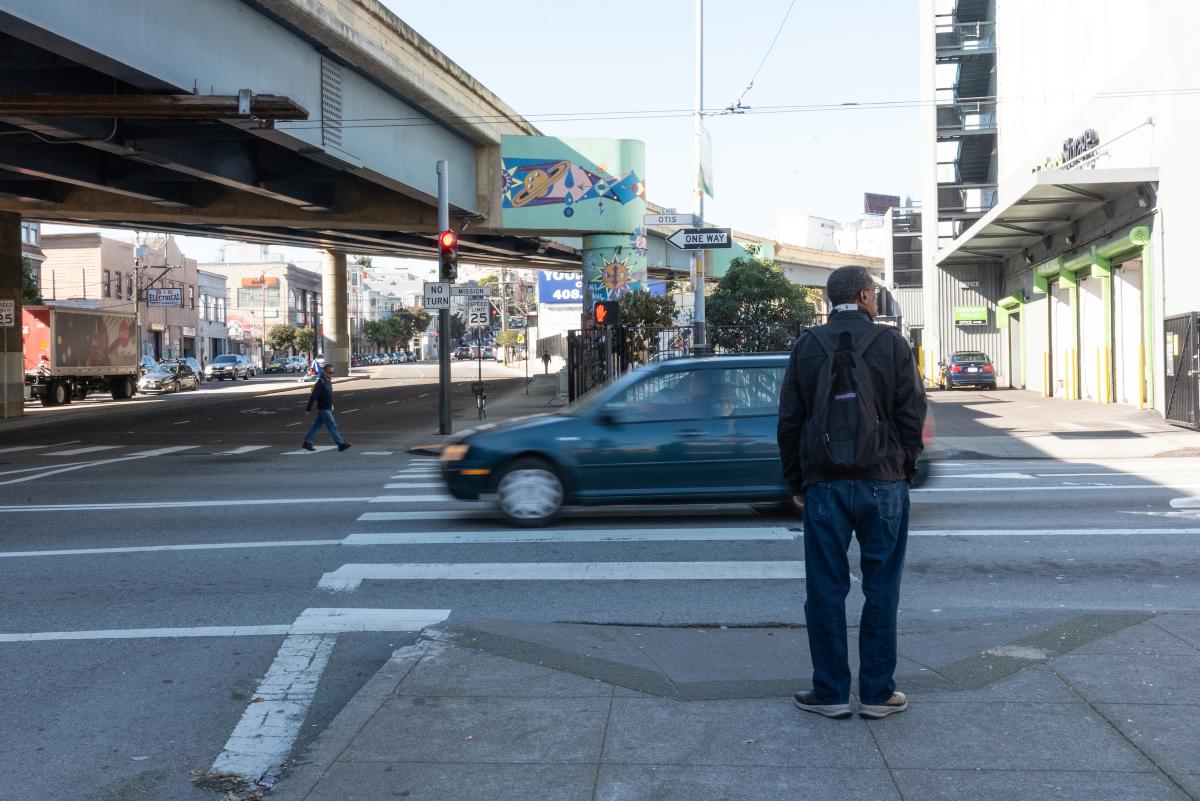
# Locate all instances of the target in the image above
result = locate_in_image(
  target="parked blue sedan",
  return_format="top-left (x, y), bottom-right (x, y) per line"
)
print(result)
top-left (441, 355), bottom-right (792, 525)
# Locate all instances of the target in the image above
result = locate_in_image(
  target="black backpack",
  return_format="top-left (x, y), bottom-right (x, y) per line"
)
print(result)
top-left (802, 325), bottom-right (888, 472)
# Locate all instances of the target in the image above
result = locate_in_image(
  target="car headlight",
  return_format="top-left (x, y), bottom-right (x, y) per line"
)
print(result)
top-left (440, 444), bottom-right (470, 462)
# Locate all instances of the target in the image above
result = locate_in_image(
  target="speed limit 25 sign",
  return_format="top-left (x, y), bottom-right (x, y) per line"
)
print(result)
top-left (467, 300), bottom-right (490, 328)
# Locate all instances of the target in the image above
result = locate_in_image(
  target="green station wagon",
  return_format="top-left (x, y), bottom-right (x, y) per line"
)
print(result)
top-left (441, 355), bottom-right (792, 525)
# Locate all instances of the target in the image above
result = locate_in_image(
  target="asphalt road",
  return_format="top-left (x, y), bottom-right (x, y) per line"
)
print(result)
top-left (1, 374), bottom-right (1199, 800)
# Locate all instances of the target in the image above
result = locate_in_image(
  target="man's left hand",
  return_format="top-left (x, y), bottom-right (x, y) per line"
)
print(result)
top-left (792, 494), bottom-right (805, 512)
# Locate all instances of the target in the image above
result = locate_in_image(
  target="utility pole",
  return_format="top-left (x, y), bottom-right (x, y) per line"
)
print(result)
top-left (692, 0), bottom-right (708, 354)
top-left (437, 160), bottom-right (452, 435)
top-left (500, 266), bottom-right (509, 366)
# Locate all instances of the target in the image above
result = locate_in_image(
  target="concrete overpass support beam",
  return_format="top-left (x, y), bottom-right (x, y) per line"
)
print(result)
top-left (0, 212), bottom-right (22, 418)
top-left (321, 250), bottom-right (350, 377)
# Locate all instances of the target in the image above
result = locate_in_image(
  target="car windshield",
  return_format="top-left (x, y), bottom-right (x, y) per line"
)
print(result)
top-left (953, 352), bottom-right (989, 362)
top-left (146, 366), bottom-right (175, 376)
top-left (214, 355), bottom-right (238, 364)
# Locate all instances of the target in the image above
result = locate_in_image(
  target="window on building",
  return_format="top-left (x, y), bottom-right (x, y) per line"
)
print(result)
top-left (217, 297), bottom-right (225, 322)
top-left (188, 285), bottom-right (195, 309)
top-left (126, 274), bottom-right (134, 300)
top-left (103, 271), bottom-right (111, 298)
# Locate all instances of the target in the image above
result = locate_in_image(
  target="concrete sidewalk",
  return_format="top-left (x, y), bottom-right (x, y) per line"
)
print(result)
top-left (274, 612), bottom-right (1200, 801)
top-left (928, 389), bottom-right (1200, 459)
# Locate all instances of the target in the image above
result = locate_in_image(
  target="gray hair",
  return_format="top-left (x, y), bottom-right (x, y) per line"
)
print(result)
top-left (826, 265), bottom-right (875, 306)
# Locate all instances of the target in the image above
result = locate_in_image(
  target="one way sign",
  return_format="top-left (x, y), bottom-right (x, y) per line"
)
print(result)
top-left (666, 227), bottom-right (733, 250)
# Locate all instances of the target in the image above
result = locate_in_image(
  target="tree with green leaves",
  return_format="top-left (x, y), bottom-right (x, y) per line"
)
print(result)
top-left (448, 311), bottom-right (466, 343)
top-left (266, 324), bottom-right (297, 354)
top-left (21, 257), bottom-right (42, 305)
top-left (618, 287), bottom-right (679, 364)
top-left (294, 327), bottom-right (317, 356)
top-left (706, 253), bottom-right (815, 352)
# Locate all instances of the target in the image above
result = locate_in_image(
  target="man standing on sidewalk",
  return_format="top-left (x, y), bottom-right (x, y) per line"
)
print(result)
top-left (777, 265), bottom-right (926, 720)
top-left (303, 363), bottom-right (351, 452)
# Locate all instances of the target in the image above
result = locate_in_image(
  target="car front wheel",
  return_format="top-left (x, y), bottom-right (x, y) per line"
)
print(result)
top-left (495, 458), bottom-right (564, 527)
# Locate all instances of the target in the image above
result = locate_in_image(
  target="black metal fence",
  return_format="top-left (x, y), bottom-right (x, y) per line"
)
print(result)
top-left (1165, 312), bottom-right (1199, 430)
top-left (566, 324), bottom-right (801, 401)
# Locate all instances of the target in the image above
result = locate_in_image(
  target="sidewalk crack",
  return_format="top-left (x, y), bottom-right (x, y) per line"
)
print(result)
top-left (863, 719), bottom-right (908, 801)
top-left (1048, 665), bottom-right (1198, 801)
top-left (589, 687), bottom-right (616, 801)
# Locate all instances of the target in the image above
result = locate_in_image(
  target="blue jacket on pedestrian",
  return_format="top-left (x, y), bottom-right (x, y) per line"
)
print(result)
top-left (307, 375), bottom-right (334, 411)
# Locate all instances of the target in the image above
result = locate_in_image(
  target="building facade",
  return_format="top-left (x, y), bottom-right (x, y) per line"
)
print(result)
top-left (197, 269), bottom-right (228, 366)
top-left (40, 232), bottom-right (199, 359)
top-left (918, 0), bottom-right (1194, 423)
top-left (199, 253), bottom-right (322, 364)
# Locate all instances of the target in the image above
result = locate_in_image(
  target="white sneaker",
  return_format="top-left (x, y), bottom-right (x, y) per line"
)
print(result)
top-left (859, 691), bottom-right (908, 719)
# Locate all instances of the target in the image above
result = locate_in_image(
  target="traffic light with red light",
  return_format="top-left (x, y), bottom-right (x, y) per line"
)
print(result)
top-left (592, 300), bottom-right (620, 327)
top-left (438, 229), bottom-right (459, 281)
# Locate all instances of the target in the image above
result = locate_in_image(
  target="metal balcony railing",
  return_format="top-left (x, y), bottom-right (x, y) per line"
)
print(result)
top-left (936, 101), bottom-right (997, 136)
top-left (935, 19), bottom-right (996, 53)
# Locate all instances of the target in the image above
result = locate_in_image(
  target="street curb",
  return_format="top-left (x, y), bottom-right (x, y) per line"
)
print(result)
top-left (0, 374), bottom-right (372, 433)
top-left (405, 375), bottom-right (553, 455)
top-left (269, 637), bottom-right (436, 801)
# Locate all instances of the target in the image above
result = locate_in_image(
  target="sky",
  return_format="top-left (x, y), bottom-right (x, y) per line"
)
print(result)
top-left (45, 0), bottom-right (922, 265)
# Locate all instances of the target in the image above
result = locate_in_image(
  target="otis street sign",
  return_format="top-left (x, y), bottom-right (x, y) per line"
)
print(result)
top-left (666, 228), bottom-right (733, 250)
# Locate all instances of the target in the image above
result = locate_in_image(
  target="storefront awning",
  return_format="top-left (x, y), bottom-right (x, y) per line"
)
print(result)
top-left (936, 167), bottom-right (1158, 266)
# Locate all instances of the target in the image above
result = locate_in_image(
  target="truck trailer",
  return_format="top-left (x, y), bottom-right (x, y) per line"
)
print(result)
top-left (22, 305), bottom-right (139, 406)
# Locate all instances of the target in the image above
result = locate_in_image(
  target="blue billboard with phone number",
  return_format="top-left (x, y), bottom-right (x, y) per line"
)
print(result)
top-left (538, 271), bottom-right (584, 304)
top-left (538, 271), bottom-right (670, 304)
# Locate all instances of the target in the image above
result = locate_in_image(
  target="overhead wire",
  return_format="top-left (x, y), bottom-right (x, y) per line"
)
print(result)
top-left (724, 0), bottom-right (799, 114)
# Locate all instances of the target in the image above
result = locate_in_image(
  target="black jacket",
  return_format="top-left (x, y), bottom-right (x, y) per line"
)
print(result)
top-left (777, 309), bottom-right (926, 493)
top-left (307, 376), bottom-right (334, 411)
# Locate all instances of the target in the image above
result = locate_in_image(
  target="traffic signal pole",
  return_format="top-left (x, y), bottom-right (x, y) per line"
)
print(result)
top-left (692, 0), bottom-right (708, 355)
top-left (437, 160), bottom-right (452, 435)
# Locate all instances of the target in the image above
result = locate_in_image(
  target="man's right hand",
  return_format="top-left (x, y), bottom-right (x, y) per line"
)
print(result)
top-left (792, 494), bottom-right (805, 512)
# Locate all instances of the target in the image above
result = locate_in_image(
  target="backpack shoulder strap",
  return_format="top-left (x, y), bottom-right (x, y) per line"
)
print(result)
top-left (852, 325), bottom-right (889, 357)
top-left (804, 327), bottom-right (834, 357)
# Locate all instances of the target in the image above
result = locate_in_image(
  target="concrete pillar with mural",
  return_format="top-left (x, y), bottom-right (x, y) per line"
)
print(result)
top-left (0, 212), bottom-right (22, 418)
top-left (321, 250), bottom-right (349, 376)
top-left (582, 234), bottom-right (648, 318)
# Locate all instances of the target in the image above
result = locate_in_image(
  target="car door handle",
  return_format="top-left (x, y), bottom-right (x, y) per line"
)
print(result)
top-left (676, 428), bottom-right (706, 439)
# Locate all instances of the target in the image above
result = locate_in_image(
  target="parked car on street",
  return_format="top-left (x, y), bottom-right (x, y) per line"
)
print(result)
top-left (265, 357), bottom-right (293, 373)
top-left (239, 355), bottom-right (258, 377)
top-left (938, 351), bottom-right (997, 390)
top-left (138, 362), bottom-right (200, 393)
top-left (453, 345), bottom-right (472, 360)
top-left (206, 353), bottom-right (251, 381)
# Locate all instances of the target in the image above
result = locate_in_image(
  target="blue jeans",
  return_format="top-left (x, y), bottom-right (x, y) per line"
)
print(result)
top-left (304, 409), bottom-right (344, 446)
top-left (802, 480), bottom-right (909, 705)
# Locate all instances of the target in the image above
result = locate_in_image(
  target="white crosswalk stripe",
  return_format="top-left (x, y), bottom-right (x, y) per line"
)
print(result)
top-left (319, 561), bottom-right (805, 592)
top-left (42, 446), bottom-right (122, 457)
top-left (342, 527), bottom-right (797, 545)
top-left (283, 446), bottom-right (338, 455)
top-left (382, 482), bottom-right (443, 489)
top-left (216, 445), bottom-right (270, 455)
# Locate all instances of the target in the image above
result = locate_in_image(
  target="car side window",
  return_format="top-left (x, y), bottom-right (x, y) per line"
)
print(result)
top-left (711, 367), bottom-right (785, 418)
top-left (606, 370), bottom-right (708, 422)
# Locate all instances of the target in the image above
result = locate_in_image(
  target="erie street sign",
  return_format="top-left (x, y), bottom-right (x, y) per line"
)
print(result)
top-left (467, 300), bottom-right (489, 328)
top-left (146, 287), bottom-right (182, 307)
top-left (423, 281), bottom-right (451, 309)
top-left (451, 285), bottom-right (493, 297)
top-left (666, 228), bottom-right (733, 250)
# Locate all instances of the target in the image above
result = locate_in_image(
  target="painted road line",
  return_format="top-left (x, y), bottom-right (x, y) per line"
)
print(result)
top-left (355, 505), bottom-right (763, 523)
top-left (368, 494), bottom-right (455, 504)
top-left (172, 420), bottom-right (192, 425)
top-left (360, 451), bottom-right (394, 456)
top-left (0, 496), bottom-right (374, 513)
top-left (1170, 498), bottom-right (1200, 509)
top-left (910, 528), bottom-right (1200, 537)
top-left (933, 472), bottom-right (1037, 480)
top-left (0, 461), bottom-right (90, 477)
top-left (42, 446), bottom-right (122, 457)
top-left (342, 527), bottom-right (799, 545)
top-left (912, 483), bottom-right (1200, 493)
top-left (0, 607), bottom-right (448, 643)
top-left (0, 445), bottom-right (51, 454)
top-left (0, 538), bottom-right (342, 559)
top-left (282, 446), bottom-right (337, 455)
top-left (319, 561), bottom-right (806, 591)
top-left (382, 482), bottom-right (443, 489)
top-left (212, 605), bottom-right (448, 780)
top-left (0, 447), bottom-right (199, 486)
top-left (217, 446), bottom-right (271, 455)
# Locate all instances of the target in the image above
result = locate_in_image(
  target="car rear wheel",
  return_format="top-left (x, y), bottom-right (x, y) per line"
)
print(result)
top-left (495, 458), bottom-right (564, 527)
